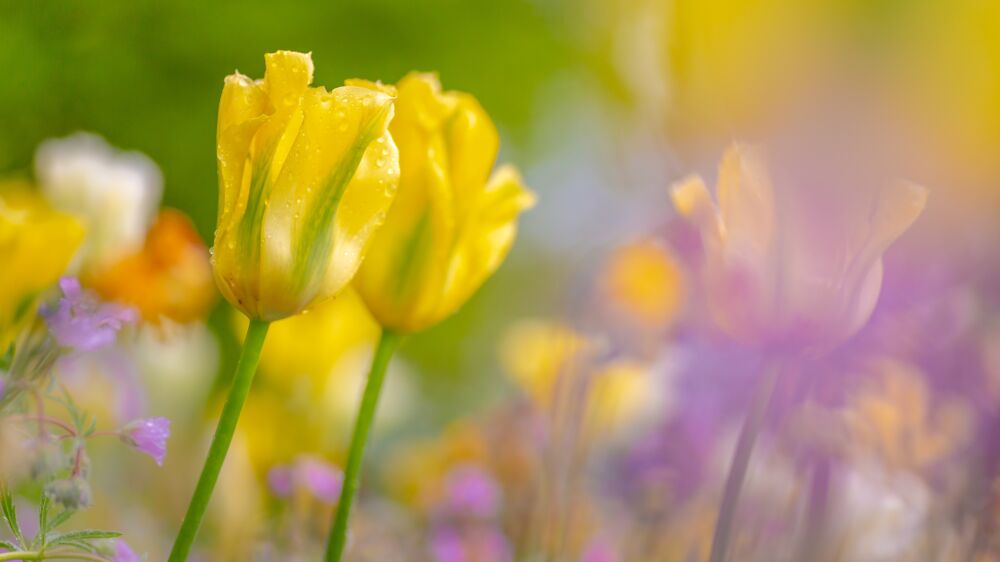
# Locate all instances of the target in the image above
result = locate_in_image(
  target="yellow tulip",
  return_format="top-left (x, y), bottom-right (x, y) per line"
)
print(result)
top-left (213, 51), bottom-right (400, 321)
top-left (0, 184), bottom-right (84, 354)
top-left (354, 73), bottom-right (536, 333)
top-left (671, 143), bottom-right (928, 351)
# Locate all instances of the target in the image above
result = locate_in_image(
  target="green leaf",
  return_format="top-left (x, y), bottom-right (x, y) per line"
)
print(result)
top-left (58, 539), bottom-right (102, 553)
top-left (36, 494), bottom-right (50, 547)
top-left (46, 509), bottom-right (75, 531)
top-left (0, 539), bottom-right (16, 550)
top-left (47, 529), bottom-right (122, 546)
top-left (0, 487), bottom-right (24, 546)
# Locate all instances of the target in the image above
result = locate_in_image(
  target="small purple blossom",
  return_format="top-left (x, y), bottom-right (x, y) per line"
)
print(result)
top-left (267, 456), bottom-right (343, 505)
top-left (121, 417), bottom-right (170, 466)
top-left (44, 278), bottom-right (137, 352)
top-left (299, 457), bottom-right (343, 504)
top-left (581, 538), bottom-right (619, 562)
top-left (441, 464), bottom-right (501, 519)
top-left (267, 465), bottom-right (294, 498)
top-left (112, 539), bottom-right (140, 562)
top-left (429, 526), bottom-right (510, 562)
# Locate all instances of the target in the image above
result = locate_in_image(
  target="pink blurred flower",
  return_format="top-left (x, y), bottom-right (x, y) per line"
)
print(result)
top-left (671, 144), bottom-right (928, 352)
top-left (121, 417), bottom-right (170, 465)
top-left (267, 456), bottom-right (343, 505)
top-left (112, 539), bottom-right (140, 562)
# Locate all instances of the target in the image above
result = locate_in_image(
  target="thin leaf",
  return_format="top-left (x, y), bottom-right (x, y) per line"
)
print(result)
top-left (47, 529), bottom-right (122, 546)
top-left (35, 494), bottom-right (50, 547)
top-left (46, 509), bottom-right (75, 531)
top-left (0, 539), bottom-right (16, 550)
top-left (0, 487), bottom-right (23, 545)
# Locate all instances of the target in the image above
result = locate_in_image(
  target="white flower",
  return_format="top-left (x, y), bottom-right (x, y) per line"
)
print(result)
top-left (36, 133), bottom-right (162, 272)
top-left (833, 460), bottom-right (931, 562)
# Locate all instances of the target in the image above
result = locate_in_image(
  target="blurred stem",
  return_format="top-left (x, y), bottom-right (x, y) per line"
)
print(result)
top-left (324, 329), bottom-right (402, 562)
top-left (708, 358), bottom-right (783, 562)
top-left (167, 318), bottom-right (270, 562)
top-left (795, 458), bottom-right (831, 562)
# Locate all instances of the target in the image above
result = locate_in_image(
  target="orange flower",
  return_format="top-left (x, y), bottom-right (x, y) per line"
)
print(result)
top-left (92, 210), bottom-right (215, 323)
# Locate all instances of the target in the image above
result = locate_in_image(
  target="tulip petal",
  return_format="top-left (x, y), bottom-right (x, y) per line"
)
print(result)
top-left (717, 143), bottom-right (774, 253)
top-left (441, 165), bottom-right (535, 316)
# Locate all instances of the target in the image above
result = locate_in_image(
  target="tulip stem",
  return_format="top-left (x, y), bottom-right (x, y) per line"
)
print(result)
top-left (324, 329), bottom-right (402, 562)
top-left (167, 318), bottom-right (270, 562)
top-left (708, 358), bottom-right (783, 562)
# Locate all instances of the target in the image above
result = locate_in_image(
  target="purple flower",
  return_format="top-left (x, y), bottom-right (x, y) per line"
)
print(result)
top-left (441, 464), bottom-right (500, 518)
top-left (112, 540), bottom-right (140, 562)
top-left (44, 278), bottom-right (137, 352)
top-left (267, 465), bottom-right (294, 498)
top-left (121, 417), bottom-right (170, 466)
top-left (429, 526), bottom-right (510, 562)
top-left (299, 457), bottom-right (343, 504)
top-left (581, 538), bottom-right (619, 562)
top-left (267, 456), bottom-right (343, 505)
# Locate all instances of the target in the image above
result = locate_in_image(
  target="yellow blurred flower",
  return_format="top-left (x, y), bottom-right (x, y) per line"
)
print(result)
top-left (844, 358), bottom-right (971, 471)
top-left (382, 422), bottom-right (489, 511)
top-left (600, 238), bottom-right (684, 331)
top-left (213, 50), bottom-right (399, 321)
top-left (671, 143), bottom-right (927, 350)
top-left (585, 359), bottom-right (665, 437)
top-left (234, 288), bottom-right (378, 387)
top-left (0, 184), bottom-right (84, 353)
top-left (499, 318), bottom-right (596, 405)
top-left (355, 73), bottom-right (536, 333)
top-left (91, 209), bottom-right (215, 323)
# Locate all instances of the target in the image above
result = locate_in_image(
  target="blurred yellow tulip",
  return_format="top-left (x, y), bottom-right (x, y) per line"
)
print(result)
top-left (235, 288), bottom-right (379, 387)
top-left (499, 319), bottom-right (596, 406)
top-left (585, 359), bottom-right (664, 437)
top-left (355, 73), bottom-right (535, 333)
top-left (213, 51), bottom-right (399, 321)
top-left (0, 184), bottom-right (84, 354)
top-left (671, 144), bottom-right (927, 351)
top-left (844, 359), bottom-right (971, 471)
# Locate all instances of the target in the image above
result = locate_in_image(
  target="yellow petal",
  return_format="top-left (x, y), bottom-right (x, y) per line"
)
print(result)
top-left (355, 74), bottom-right (534, 332)
top-left (670, 174), bottom-right (722, 245)
top-left (0, 186), bottom-right (84, 352)
top-left (716, 143), bottom-right (774, 253)
top-left (213, 51), bottom-right (400, 321)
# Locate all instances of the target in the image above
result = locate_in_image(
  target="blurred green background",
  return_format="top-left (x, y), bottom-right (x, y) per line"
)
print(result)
top-left (0, 0), bottom-right (617, 423)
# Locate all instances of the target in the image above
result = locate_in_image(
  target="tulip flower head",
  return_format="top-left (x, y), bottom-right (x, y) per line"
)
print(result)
top-left (213, 51), bottom-right (400, 321)
top-left (671, 144), bottom-right (928, 352)
top-left (355, 73), bottom-right (536, 333)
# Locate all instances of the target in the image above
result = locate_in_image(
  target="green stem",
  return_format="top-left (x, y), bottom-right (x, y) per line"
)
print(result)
top-left (0, 551), bottom-right (111, 561)
top-left (167, 318), bottom-right (270, 562)
top-left (323, 329), bottom-right (401, 562)
top-left (708, 359), bottom-right (783, 562)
